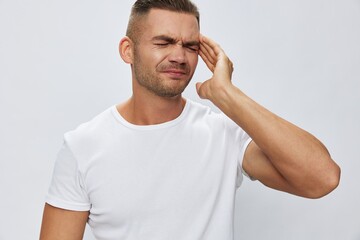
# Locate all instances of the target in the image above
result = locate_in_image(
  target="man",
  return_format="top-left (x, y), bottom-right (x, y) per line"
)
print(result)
top-left (40, 0), bottom-right (340, 239)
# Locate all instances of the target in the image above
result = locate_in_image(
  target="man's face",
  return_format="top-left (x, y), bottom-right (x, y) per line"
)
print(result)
top-left (132, 9), bottom-right (200, 98)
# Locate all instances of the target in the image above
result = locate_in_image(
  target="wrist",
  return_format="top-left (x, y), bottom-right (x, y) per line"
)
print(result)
top-left (210, 83), bottom-right (238, 108)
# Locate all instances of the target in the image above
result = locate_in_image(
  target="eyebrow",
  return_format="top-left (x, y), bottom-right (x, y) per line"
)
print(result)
top-left (152, 35), bottom-right (177, 44)
top-left (151, 35), bottom-right (200, 48)
top-left (183, 41), bottom-right (200, 49)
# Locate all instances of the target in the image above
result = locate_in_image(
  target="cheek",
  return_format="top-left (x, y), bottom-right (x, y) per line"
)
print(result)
top-left (188, 54), bottom-right (199, 70)
top-left (149, 50), bottom-right (169, 68)
top-left (136, 46), bottom-right (164, 65)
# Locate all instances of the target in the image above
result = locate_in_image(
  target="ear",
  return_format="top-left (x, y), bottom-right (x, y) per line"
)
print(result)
top-left (119, 36), bottom-right (134, 64)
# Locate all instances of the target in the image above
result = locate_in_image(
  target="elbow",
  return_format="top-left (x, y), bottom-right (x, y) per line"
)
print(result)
top-left (305, 161), bottom-right (341, 199)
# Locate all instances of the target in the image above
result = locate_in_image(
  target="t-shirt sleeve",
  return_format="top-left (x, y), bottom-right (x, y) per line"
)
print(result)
top-left (222, 113), bottom-right (255, 186)
top-left (45, 141), bottom-right (91, 211)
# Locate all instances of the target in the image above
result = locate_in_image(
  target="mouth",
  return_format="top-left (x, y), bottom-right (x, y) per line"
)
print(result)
top-left (161, 69), bottom-right (188, 79)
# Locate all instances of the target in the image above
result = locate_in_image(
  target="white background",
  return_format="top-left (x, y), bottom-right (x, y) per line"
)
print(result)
top-left (1, 0), bottom-right (359, 239)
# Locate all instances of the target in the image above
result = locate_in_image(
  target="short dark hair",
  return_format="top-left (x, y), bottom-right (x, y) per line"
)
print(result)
top-left (126, 0), bottom-right (200, 43)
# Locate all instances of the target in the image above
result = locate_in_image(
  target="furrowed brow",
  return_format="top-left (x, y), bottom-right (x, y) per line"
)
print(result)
top-left (151, 35), bottom-right (176, 44)
top-left (151, 35), bottom-right (199, 48)
top-left (183, 41), bottom-right (200, 49)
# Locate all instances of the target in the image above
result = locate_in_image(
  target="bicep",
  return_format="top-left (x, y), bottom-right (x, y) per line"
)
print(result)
top-left (242, 141), bottom-right (295, 194)
top-left (40, 203), bottom-right (89, 240)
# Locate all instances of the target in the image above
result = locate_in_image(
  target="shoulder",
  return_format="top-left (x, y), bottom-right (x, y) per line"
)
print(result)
top-left (186, 98), bottom-right (250, 138)
top-left (63, 106), bottom-right (117, 154)
top-left (186, 98), bottom-right (222, 121)
top-left (186, 98), bottom-right (238, 129)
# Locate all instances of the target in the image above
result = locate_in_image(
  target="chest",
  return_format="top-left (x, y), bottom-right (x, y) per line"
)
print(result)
top-left (81, 127), bottom-right (240, 234)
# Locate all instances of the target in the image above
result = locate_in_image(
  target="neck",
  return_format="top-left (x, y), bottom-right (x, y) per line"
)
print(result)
top-left (117, 93), bottom-right (186, 126)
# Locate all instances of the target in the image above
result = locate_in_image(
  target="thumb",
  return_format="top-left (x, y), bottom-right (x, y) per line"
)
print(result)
top-left (196, 81), bottom-right (211, 100)
top-left (196, 82), bottom-right (205, 99)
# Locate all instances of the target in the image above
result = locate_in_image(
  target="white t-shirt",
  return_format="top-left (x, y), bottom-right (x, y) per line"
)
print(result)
top-left (46, 99), bottom-right (252, 240)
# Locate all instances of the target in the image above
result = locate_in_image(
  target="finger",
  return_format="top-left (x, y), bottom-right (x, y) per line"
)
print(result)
top-left (195, 81), bottom-right (210, 100)
top-left (195, 82), bottom-right (204, 98)
top-left (200, 35), bottom-right (222, 56)
top-left (200, 35), bottom-right (218, 61)
top-left (201, 35), bottom-right (231, 73)
top-left (200, 43), bottom-right (217, 67)
top-left (199, 48), bottom-right (215, 72)
top-left (200, 41), bottom-right (217, 63)
top-left (200, 42), bottom-right (216, 68)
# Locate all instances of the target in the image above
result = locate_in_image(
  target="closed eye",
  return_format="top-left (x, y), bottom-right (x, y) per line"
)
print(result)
top-left (183, 44), bottom-right (199, 53)
top-left (186, 46), bottom-right (199, 52)
top-left (183, 41), bottom-right (200, 53)
top-left (154, 43), bottom-right (170, 46)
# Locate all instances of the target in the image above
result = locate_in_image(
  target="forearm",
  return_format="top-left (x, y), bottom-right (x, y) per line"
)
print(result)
top-left (211, 84), bottom-right (339, 195)
top-left (198, 34), bottom-right (340, 197)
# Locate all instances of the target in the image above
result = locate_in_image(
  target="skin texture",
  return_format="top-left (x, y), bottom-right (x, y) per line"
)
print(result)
top-left (39, 204), bottom-right (89, 240)
top-left (131, 11), bottom-right (199, 98)
top-left (40, 8), bottom-right (341, 239)
top-left (118, 9), bottom-right (200, 125)
top-left (197, 35), bottom-right (340, 198)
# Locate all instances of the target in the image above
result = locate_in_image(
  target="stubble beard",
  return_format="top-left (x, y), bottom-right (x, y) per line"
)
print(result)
top-left (133, 52), bottom-right (193, 98)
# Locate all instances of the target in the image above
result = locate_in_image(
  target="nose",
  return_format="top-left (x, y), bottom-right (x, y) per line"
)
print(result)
top-left (168, 44), bottom-right (186, 64)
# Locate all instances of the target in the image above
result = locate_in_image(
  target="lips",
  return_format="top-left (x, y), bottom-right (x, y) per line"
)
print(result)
top-left (160, 68), bottom-right (189, 79)
top-left (157, 63), bottom-right (190, 80)
top-left (163, 69), bottom-right (186, 74)
top-left (158, 63), bottom-right (189, 73)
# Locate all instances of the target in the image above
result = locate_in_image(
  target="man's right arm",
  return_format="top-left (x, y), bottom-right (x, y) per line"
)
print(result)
top-left (39, 203), bottom-right (89, 240)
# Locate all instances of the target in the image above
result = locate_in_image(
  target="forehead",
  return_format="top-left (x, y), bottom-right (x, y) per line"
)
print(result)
top-left (141, 9), bottom-right (200, 41)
